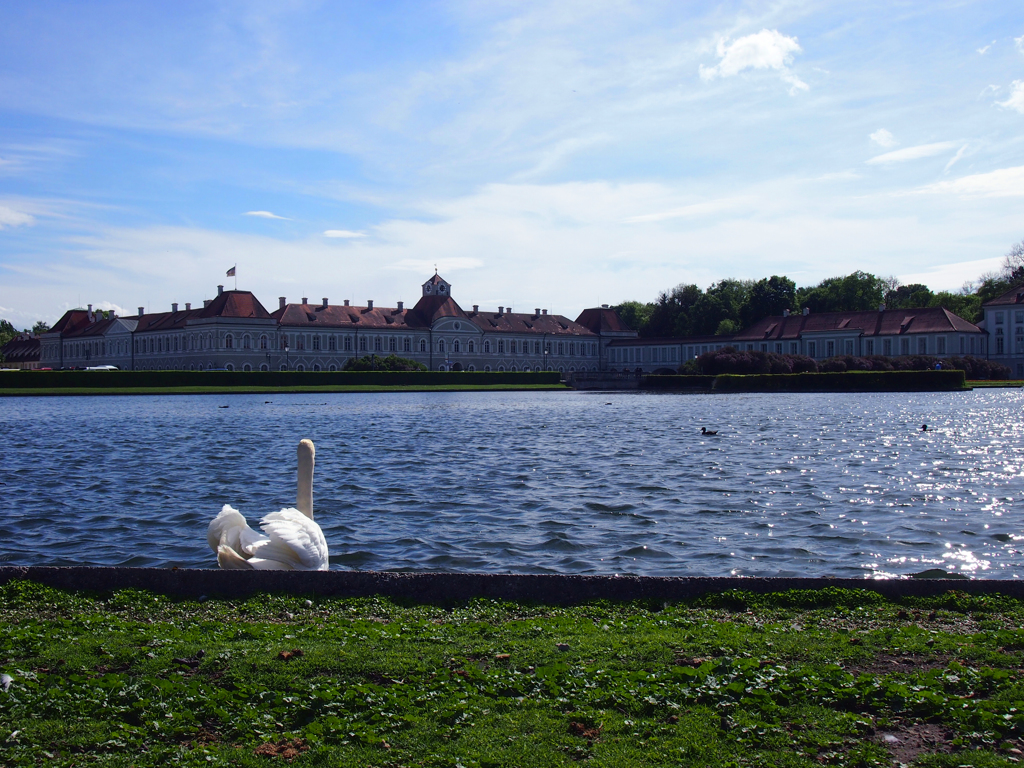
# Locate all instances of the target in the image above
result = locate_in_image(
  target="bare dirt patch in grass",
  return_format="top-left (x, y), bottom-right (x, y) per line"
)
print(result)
top-left (254, 738), bottom-right (308, 761)
top-left (875, 720), bottom-right (954, 764)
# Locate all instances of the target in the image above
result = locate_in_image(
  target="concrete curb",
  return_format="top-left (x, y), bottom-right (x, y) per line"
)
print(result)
top-left (1, 567), bottom-right (1020, 604)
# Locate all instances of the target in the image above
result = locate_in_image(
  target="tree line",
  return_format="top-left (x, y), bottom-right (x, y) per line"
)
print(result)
top-left (616, 239), bottom-right (1024, 338)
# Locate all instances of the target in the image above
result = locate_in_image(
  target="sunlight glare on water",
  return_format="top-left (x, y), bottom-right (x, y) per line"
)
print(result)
top-left (1, 389), bottom-right (1022, 578)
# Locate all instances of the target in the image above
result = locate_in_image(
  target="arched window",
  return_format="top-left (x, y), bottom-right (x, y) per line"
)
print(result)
top-left (468, 341), bottom-right (475, 353)
top-left (260, 363), bottom-right (268, 371)
top-left (259, 335), bottom-right (267, 350)
top-left (419, 339), bottom-right (426, 352)
top-left (438, 339), bottom-right (446, 353)
top-left (453, 340), bottom-right (460, 352)
top-left (243, 363), bottom-right (251, 371)
top-left (484, 340), bottom-right (491, 353)
top-left (280, 363), bottom-right (288, 370)
top-left (484, 365), bottom-right (491, 372)
top-left (243, 335), bottom-right (251, 350)
top-left (498, 365), bottom-right (505, 372)
top-left (225, 363), bottom-right (234, 371)
top-left (296, 364), bottom-right (305, 371)
top-left (313, 363), bottom-right (321, 371)
top-left (328, 363), bottom-right (337, 371)
top-left (225, 334), bottom-right (233, 349)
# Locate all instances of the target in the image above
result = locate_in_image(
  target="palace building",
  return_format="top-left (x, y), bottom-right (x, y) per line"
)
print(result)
top-left (39, 274), bottom-right (637, 373)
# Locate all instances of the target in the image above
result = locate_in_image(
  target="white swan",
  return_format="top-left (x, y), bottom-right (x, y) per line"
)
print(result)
top-left (207, 439), bottom-right (329, 570)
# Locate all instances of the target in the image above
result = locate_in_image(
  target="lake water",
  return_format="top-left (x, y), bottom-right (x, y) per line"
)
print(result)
top-left (1, 390), bottom-right (1022, 578)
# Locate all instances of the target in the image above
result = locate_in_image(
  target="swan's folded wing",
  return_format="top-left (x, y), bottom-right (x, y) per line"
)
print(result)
top-left (208, 504), bottom-right (267, 557)
top-left (256, 508), bottom-right (330, 571)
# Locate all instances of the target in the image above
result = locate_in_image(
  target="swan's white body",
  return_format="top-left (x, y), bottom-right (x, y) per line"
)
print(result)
top-left (208, 439), bottom-right (329, 571)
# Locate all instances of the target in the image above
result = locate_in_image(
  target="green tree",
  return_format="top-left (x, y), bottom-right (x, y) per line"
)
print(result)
top-left (342, 354), bottom-right (427, 372)
top-left (884, 283), bottom-right (934, 310)
top-left (742, 275), bottom-right (796, 325)
top-left (646, 283), bottom-right (703, 337)
top-left (31, 320), bottom-right (50, 334)
top-left (929, 291), bottom-right (982, 323)
top-left (797, 271), bottom-right (885, 313)
top-left (613, 301), bottom-right (655, 335)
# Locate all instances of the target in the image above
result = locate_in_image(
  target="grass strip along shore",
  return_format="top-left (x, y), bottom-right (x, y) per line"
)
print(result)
top-left (4, 581), bottom-right (1024, 767)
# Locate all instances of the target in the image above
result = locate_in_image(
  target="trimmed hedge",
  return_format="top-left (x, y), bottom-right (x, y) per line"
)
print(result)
top-left (641, 375), bottom-right (717, 390)
top-left (712, 369), bottom-right (967, 393)
top-left (0, 369), bottom-right (562, 389)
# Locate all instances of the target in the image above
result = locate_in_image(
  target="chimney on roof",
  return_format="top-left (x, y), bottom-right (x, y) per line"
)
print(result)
top-left (783, 309), bottom-right (790, 317)
top-left (397, 301), bottom-right (404, 311)
top-left (301, 297), bottom-right (308, 305)
top-left (88, 303), bottom-right (93, 313)
top-left (203, 300), bottom-right (212, 309)
top-left (535, 308), bottom-right (540, 316)
top-left (185, 303), bottom-right (191, 311)
top-left (172, 303), bottom-right (178, 313)
top-left (367, 300), bottom-right (373, 310)
top-left (498, 306), bottom-right (504, 315)
top-left (279, 297), bottom-right (286, 309)
top-left (344, 299), bottom-right (349, 306)
top-left (217, 285), bottom-right (224, 296)
top-left (602, 304), bottom-right (609, 309)
top-left (542, 309), bottom-right (548, 315)
top-left (472, 305), bottom-right (479, 313)
top-left (802, 307), bottom-right (809, 316)
top-left (138, 306), bottom-right (145, 316)
top-left (879, 303), bottom-right (886, 312)
top-left (322, 298), bottom-right (328, 308)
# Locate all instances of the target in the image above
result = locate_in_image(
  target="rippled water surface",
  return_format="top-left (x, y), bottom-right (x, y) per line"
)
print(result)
top-left (2, 390), bottom-right (1023, 577)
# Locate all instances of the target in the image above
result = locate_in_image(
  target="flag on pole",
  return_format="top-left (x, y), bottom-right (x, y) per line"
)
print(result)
top-left (226, 266), bottom-right (236, 277)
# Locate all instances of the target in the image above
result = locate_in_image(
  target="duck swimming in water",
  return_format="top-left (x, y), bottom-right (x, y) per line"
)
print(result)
top-left (701, 427), bottom-right (718, 436)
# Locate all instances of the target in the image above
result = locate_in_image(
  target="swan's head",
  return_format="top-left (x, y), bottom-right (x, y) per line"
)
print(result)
top-left (298, 438), bottom-right (315, 462)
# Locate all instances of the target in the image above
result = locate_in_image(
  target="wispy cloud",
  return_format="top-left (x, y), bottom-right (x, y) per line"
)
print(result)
top-left (866, 141), bottom-right (959, 165)
top-left (917, 165), bottom-right (1024, 197)
top-left (323, 229), bottom-right (366, 238)
top-left (976, 41), bottom-right (995, 55)
top-left (1017, 35), bottom-right (1024, 54)
top-left (0, 205), bottom-right (35, 229)
top-left (244, 211), bottom-right (290, 220)
top-left (699, 29), bottom-right (807, 94)
top-left (997, 81), bottom-right (1024, 113)
top-left (944, 145), bottom-right (968, 173)
top-left (869, 129), bottom-right (898, 148)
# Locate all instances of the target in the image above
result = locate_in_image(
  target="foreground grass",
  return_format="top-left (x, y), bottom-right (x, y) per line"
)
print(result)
top-left (3, 583), bottom-right (1024, 767)
top-left (966, 381), bottom-right (1024, 389)
top-left (0, 384), bottom-right (569, 397)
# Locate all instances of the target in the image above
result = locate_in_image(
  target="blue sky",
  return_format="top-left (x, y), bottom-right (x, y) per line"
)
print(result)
top-left (1, 1), bottom-right (1023, 327)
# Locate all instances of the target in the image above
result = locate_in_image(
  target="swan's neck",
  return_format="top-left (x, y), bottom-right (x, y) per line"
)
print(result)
top-left (296, 439), bottom-right (315, 519)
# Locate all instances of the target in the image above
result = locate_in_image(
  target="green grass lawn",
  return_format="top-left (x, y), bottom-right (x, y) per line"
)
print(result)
top-left (966, 381), bottom-right (1024, 388)
top-left (0, 384), bottom-right (569, 397)
top-left (3, 582), bottom-right (1024, 767)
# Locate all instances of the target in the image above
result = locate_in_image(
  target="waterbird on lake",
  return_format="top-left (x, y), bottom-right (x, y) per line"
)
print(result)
top-left (207, 439), bottom-right (328, 570)
top-left (921, 424), bottom-right (928, 431)
top-left (701, 427), bottom-right (718, 436)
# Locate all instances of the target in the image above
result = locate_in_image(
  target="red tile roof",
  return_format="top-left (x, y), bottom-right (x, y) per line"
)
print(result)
top-left (48, 310), bottom-right (92, 335)
top-left (982, 284), bottom-right (1024, 307)
top-left (733, 307), bottom-right (982, 341)
top-left (575, 307), bottom-right (634, 333)
top-left (198, 290), bottom-right (273, 319)
top-left (273, 302), bottom-right (416, 329)
top-left (1, 334), bottom-right (40, 363)
top-left (465, 308), bottom-right (595, 336)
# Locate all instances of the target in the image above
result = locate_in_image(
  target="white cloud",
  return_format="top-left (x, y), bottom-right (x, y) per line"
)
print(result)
top-left (866, 141), bottom-right (959, 165)
top-left (976, 41), bottom-right (995, 55)
top-left (94, 300), bottom-right (132, 317)
top-left (944, 145), bottom-right (968, 173)
top-left (0, 205), bottom-right (35, 229)
top-left (869, 129), bottom-right (897, 148)
top-left (917, 165), bottom-right (1024, 197)
top-left (996, 80), bottom-right (1024, 113)
top-left (699, 29), bottom-right (807, 93)
top-left (323, 229), bottom-right (366, 238)
top-left (1017, 35), bottom-right (1024, 54)
top-left (244, 210), bottom-right (290, 220)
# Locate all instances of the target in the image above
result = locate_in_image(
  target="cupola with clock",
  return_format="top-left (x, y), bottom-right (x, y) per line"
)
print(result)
top-left (422, 272), bottom-right (451, 298)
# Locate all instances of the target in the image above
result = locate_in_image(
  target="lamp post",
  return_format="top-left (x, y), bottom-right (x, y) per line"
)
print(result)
top-left (284, 341), bottom-right (290, 370)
